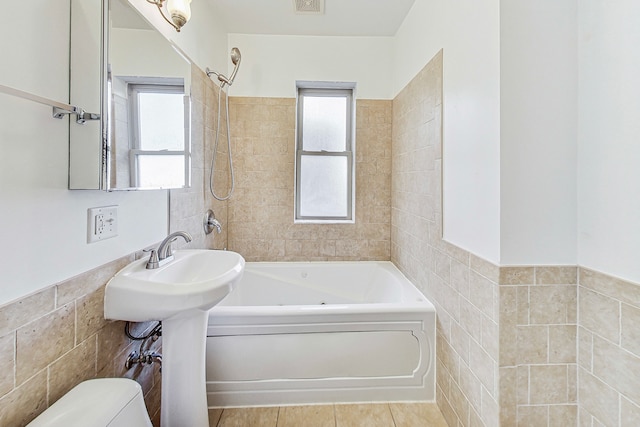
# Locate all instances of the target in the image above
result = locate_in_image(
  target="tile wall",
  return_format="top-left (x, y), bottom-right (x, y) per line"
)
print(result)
top-left (0, 254), bottom-right (162, 426)
top-left (578, 268), bottom-right (640, 426)
top-left (169, 66), bottom-right (229, 251)
top-left (0, 64), bottom-right (226, 427)
top-left (391, 49), bottom-right (501, 427)
top-left (390, 48), bottom-right (640, 427)
top-left (499, 267), bottom-right (578, 426)
top-left (226, 97), bottom-right (392, 261)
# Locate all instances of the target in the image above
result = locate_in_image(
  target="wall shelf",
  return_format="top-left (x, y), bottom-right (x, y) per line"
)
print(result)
top-left (0, 83), bottom-right (99, 124)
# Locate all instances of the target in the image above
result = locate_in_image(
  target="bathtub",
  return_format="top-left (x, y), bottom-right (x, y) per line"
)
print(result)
top-left (205, 261), bottom-right (435, 407)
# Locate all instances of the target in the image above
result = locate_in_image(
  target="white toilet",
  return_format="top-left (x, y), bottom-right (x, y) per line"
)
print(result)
top-left (27, 378), bottom-right (153, 427)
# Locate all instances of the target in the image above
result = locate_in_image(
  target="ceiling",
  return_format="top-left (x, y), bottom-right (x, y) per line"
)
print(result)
top-left (208, 0), bottom-right (416, 37)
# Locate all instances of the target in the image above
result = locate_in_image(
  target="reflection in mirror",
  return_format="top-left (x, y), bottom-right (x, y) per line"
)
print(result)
top-left (68, 0), bottom-right (191, 190)
top-left (107, 0), bottom-right (191, 190)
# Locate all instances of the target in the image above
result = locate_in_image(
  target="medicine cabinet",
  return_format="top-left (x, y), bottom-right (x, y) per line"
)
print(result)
top-left (69, 0), bottom-right (191, 190)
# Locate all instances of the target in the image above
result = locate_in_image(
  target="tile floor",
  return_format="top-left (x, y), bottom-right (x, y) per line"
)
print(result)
top-left (208, 403), bottom-right (448, 427)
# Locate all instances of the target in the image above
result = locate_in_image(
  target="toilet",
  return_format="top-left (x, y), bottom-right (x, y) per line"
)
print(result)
top-left (27, 378), bottom-right (153, 427)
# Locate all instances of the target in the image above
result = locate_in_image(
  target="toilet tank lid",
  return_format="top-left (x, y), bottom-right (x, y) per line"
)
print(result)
top-left (27, 378), bottom-right (144, 427)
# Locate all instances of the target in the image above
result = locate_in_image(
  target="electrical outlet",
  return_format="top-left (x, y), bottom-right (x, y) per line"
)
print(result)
top-left (88, 206), bottom-right (118, 243)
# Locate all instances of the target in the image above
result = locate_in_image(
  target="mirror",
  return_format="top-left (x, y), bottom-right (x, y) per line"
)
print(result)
top-left (69, 0), bottom-right (191, 190)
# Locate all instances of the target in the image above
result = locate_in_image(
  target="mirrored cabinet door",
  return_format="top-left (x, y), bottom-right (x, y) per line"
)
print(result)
top-left (69, 0), bottom-right (191, 191)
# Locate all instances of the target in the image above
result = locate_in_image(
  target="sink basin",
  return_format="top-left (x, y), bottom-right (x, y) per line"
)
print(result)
top-left (104, 248), bottom-right (244, 427)
top-left (104, 249), bottom-right (245, 322)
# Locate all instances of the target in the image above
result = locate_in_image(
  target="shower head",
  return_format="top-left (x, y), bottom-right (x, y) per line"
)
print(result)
top-left (206, 48), bottom-right (242, 87)
top-left (226, 47), bottom-right (241, 85)
top-left (230, 47), bottom-right (241, 66)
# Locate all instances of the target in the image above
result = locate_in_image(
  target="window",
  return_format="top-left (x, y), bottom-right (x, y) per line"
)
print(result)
top-left (295, 84), bottom-right (355, 222)
top-left (128, 82), bottom-right (189, 188)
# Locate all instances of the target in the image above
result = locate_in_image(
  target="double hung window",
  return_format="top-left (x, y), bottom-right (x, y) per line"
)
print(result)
top-left (295, 84), bottom-right (355, 222)
top-left (128, 83), bottom-right (188, 188)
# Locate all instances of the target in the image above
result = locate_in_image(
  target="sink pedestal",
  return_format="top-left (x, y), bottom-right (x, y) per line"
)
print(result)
top-left (103, 249), bottom-right (245, 427)
top-left (161, 310), bottom-right (209, 427)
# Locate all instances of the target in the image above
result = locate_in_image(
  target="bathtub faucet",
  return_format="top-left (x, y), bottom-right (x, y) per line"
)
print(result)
top-left (145, 231), bottom-right (193, 269)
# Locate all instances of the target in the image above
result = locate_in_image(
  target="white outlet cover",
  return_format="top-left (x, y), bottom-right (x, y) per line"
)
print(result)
top-left (87, 205), bottom-right (118, 243)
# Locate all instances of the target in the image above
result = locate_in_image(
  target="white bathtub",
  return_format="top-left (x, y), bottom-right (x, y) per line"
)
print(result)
top-left (206, 261), bottom-right (435, 407)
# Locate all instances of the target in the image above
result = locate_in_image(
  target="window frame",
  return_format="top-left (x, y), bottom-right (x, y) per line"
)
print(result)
top-left (295, 83), bottom-right (356, 223)
top-left (127, 81), bottom-right (190, 188)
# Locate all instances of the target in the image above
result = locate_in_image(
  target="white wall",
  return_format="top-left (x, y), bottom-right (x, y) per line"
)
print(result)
top-left (0, 0), bottom-right (227, 306)
top-left (111, 28), bottom-right (191, 80)
top-left (226, 34), bottom-right (394, 99)
top-left (578, 0), bottom-right (640, 283)
top-left (499, 0), bottom-right (578, 265)
top-left (0, 0), bottom-right (167, 306)
top-left (393, 0), bottom-right (502, 264)
top-left (128, 0), bottom-right (228, 75)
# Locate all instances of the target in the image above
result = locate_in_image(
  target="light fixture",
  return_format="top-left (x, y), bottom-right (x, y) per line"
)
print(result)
top-left (146, 0), bottom-right (192, 32)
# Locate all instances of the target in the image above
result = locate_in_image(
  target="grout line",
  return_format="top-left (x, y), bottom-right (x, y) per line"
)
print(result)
top-left (333, 404), bottom-right (337, 427)
top-left (387, 403), bottom-right (397, 427)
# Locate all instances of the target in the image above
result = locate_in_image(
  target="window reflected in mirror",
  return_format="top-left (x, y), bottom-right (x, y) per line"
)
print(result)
top-left (111, 79), bottom-right (187, 188)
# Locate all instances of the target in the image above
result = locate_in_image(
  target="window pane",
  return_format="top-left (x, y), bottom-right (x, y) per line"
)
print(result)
top-left (302, 96), bottom-right (347, 151)
top-left (137, 155), bottom-right (185, 188)
top-left (299, 155), bottom-right (348, 217)
top-left (138, 92), bottom-right (184, 150)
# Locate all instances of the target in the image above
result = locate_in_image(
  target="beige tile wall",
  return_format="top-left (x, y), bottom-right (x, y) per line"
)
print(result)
top-left (226, 97), bottom-right (392, 261)
top-left (0, 255), bottom-right (162, 426)
top-left (499, 267), bottom-right (578, 426)
top-left (391, 49), bottom-right (501, 427)
top-left (578, 268), bottom-right (640, 427)
top-left (170, 66), bottom-right (229, 250)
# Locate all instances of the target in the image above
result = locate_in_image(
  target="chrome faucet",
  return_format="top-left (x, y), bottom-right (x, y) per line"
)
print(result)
top-left (146, 231), bottom-right (193, 269)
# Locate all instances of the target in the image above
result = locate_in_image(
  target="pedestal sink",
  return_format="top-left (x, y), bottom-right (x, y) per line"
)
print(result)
top-left (104, 249), bottom-right (245, 427)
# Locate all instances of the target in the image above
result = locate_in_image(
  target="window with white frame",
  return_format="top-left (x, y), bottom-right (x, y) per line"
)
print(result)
top-left (295, 84), bottom-right (355, 222)
top-left (128, 82), bottom-right (188, 188)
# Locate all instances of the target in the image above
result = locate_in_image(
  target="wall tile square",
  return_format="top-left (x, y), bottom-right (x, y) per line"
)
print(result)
top-left (0, 370), bottom-right (47, 427)
top-left (577, 326), bottom-right (593, 372)
top-left (621, 396), bottom-right (640, 427)
top-left (621, 303), bottom-right (640, 357)
top-left (536, 266), bottom-right (577, 285)
top-left (579, 268), bottom-right (640, 308)
top-left (48, 336), bottom-right (97, 404)
top-left (76, 287), bottom-right (108, 344)
top-left (548, 405), bottom-right (577, 427)
top-left (16, 303), bottom-right (75, 385)
top-left (517, 325), bottom-right (548, 364)
top-left (549, 325), bottom-right (577, 363)
top-left (579, 368), bottom-right (619, 426)
top-left (592, 334), bottom-right (640, 404)
top-left (499, 267), bottom-right (534, 285)
top-left (529, 285), bottom-right (576, 325)
top-left (517, 405), bottom-right (548, 427)
top-left (0, 288), bottom-right (55, 337)
top-left (579, 287), bottom-right (620, 343)
top-left (469, 271), bottom-right (496, 321)
top-left (529, 365), bottom-right (568, 405)
top-left (0, 332), bottom-right (15, 398)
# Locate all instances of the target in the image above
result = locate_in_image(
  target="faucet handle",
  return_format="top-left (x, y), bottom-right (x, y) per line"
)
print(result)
top-left (204, 209), bottom-right (222, 235)
top-left (144, 249), bottom-right (159, 269)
